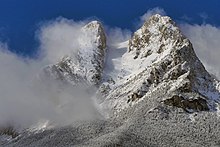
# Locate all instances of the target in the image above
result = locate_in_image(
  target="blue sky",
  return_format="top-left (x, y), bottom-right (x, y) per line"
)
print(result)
top-left (0, 0), bottom-right (219, 56)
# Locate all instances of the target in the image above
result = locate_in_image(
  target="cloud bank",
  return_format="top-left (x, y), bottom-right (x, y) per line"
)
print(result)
top-left (0, 18), bottom-right (101, 130)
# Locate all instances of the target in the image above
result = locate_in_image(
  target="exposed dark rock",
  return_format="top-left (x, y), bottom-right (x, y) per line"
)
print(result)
top-left (0, 126), bottom-right (19, 138)
top-left (127, 92), bottom-right (143, 103)
top-left (157, 44), bottom-right (165, 54)
top-left (178, 81), bottom-right (192, 93)
top-left (165, 65), bottom-right (187, 80)
top-left (164, 95), bottom-right (209, 112)
top-left (143, 50), bottom-right (152, 58)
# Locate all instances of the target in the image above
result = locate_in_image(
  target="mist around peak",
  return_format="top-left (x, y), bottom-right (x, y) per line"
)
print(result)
top-left (0, 8), bottom-right (220, 133)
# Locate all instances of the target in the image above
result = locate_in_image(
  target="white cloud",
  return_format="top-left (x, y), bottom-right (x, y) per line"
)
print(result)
top-left (0, 18), bottom-right (102, 130)
top-left (37, 17), bottom-right (87, 64)
top-left (0, 17), bottom-right (131, 130)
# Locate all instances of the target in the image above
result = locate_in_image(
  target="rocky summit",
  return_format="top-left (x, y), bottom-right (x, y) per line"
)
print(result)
top-left (2, 14), bottom-right (220, 147)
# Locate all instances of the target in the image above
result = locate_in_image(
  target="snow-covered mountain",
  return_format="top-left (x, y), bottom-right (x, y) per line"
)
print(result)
top-left (97, 14), bottom-right (220, 117)
top-left (2, 14), bottom-right (220, 147)
top-left (41, 21), bottom-right (106, 86)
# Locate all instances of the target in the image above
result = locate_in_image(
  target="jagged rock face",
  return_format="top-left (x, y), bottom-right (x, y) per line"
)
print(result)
top-left (98, 14), bottom-right (220, 117)
top-left (163, 95), bottom-right (209, 112)
top-left (128, 14), bottom-right (183, 59)
top-left (41, 21), bottom-right (106, 86)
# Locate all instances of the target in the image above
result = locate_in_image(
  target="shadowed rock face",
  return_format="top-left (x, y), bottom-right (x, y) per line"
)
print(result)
top-left (164, 95), bottom-right (209, 112)
top-left (0, 126), bottom-right (18, 138)
top-left (127, 92), bottom-right (143, 103)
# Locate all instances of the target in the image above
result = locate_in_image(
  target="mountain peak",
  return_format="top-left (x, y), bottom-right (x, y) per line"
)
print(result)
top-left (98, 15), bottom-right (220, 116)
top-left (146, 14), bottom-right (174, 25)
top-left (41, 20), bottom-right (107, 86)
top-left (128, 14), bottom-right (184, 59)
top-left (84, 20), bottom-right (103, 28)
top-left (82, 20), bottom-right (106, 50)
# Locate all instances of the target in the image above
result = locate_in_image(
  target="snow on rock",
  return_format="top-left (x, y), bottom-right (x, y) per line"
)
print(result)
top-left (97, 14), bottom-right (220, 117)
top-left (41, 21), bottom-right (106, 86)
